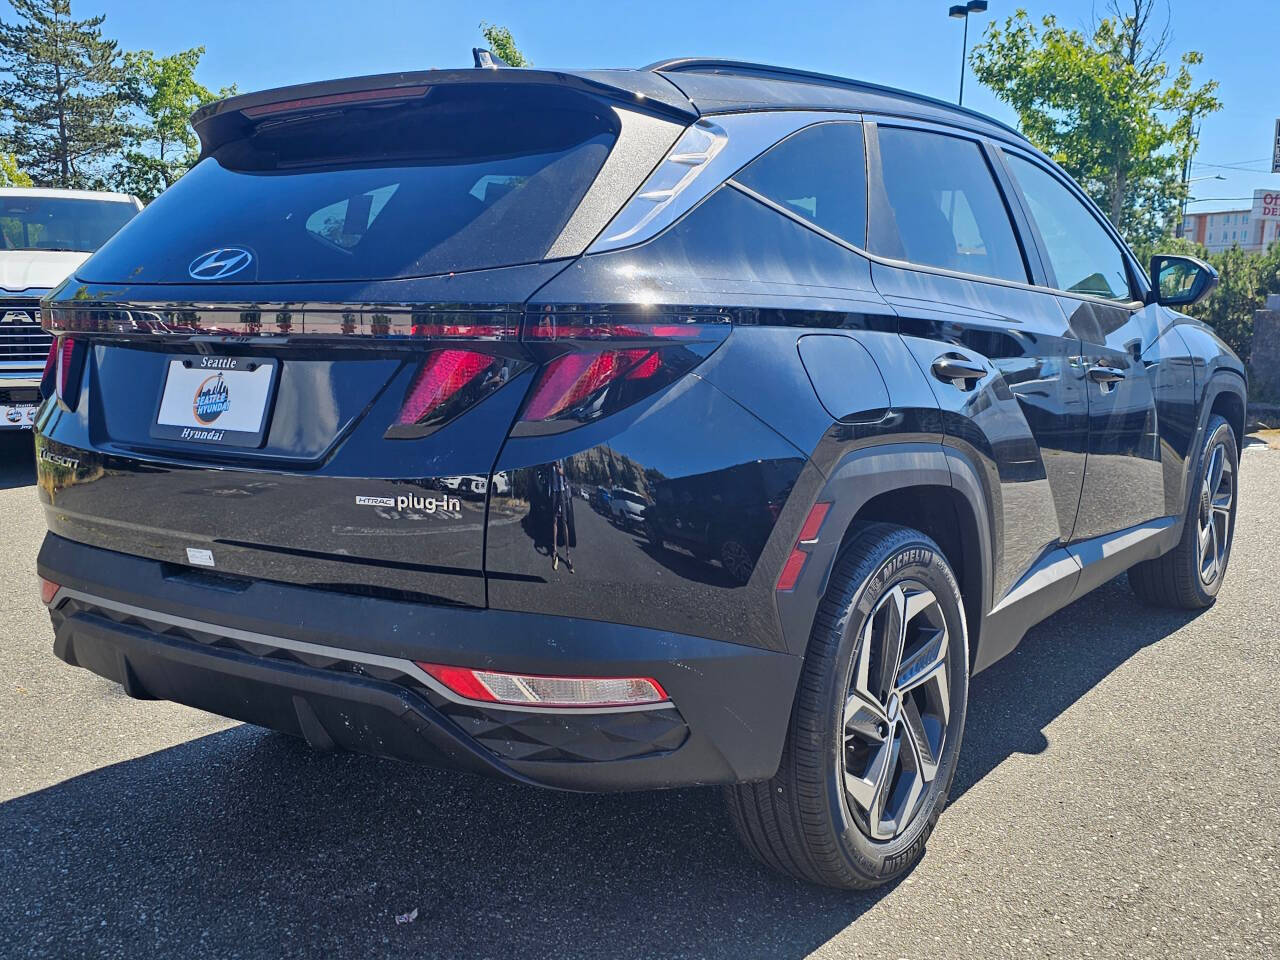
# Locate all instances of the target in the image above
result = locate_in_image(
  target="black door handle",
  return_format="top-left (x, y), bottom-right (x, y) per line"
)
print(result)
top-left (1087, 365), bottom-right (1126, 384)
top-left (931, 356), bottom-right (987, 386)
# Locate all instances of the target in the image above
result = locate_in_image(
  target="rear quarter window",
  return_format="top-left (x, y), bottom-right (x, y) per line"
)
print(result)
top-left (731, 121), bottom-right (867, 248)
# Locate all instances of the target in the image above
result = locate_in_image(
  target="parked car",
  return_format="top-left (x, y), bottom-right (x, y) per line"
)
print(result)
top-left (607, 486), bottom-right (646, 530)
top-left (1, 188), bottom-right (140, 433)
top-left (644, 459), bottom-right (797, 585)
top-left (35, 59), bottom-right (1244, 890)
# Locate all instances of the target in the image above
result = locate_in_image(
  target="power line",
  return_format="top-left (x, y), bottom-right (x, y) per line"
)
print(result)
top-left (1184, 196), bottom-right (1260, 204)
top-left (1191, 158), bottom-right (1272, 172)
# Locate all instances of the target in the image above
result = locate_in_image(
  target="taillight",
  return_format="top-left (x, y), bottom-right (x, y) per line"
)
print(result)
top-left (416, 661), bottom-right (669, 708)
top-left (39, 340), bottom-right (57, 399)
top-left (39, 577), bottom-right (60, 605)
top-left (45, 336), bottom-right (85, 410)
top-left (521, 348), bottom-right (657, 421)
top-left (58, 338), bottom-right (75, 395)
top-left (385, 349), bottom-right (527, 440)
top-left (514, 313), bottom-right (729, 433)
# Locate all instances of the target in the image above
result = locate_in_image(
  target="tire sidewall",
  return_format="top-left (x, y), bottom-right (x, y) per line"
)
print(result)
top-left (1187, 418), bottom-right (1238, 603)
top-left (821, 533), bottom-right (969, 880)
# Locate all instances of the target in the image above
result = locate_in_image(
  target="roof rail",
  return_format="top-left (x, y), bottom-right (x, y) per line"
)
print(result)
top-left (646, 57), bottom-right (1024, 140)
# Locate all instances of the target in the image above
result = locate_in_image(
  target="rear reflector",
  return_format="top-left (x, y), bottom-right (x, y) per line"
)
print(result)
top-left (776, 501), bottom-right (833, 592)
top-left (416, 662), bottom-right (669, 708)
top-left (39, 578), bottom-right (60, 605)
top-left (775, 550), bottom-right (808, 592)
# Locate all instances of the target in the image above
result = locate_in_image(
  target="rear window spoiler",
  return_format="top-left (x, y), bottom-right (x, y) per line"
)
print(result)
top-left (191, 68), bottom-right (699, 158)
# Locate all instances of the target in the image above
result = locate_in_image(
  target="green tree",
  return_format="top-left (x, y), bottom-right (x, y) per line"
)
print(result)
top-left (115, 47), bottom-right (233, 202)
top-left (479, 22), bottom-right (530, 67)
top-left (0, 151), bottom-right (31, 186)
top-left (971, 1), bottom-right (1220, 245)
top-left (0, 0), bottom-right (129, 188)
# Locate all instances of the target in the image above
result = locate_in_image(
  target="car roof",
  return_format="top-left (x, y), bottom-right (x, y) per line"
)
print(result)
top-left (190, 58), bottom-right (1029, 155)
top-left (648, 59), bottom-right (1027, 145)
top-left (0, 186), bottom-right (141, 206)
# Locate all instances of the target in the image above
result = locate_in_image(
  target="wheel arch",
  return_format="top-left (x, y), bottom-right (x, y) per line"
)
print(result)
top-left (1207, 375), bottom-right (1246, 454)
top-left (775, 443), bottom-right (993, 669)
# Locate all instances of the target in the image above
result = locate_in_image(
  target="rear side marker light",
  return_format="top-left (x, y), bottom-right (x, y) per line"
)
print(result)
top-left (776, 502), bottom-right (832, 592)
top-left (416, 662), bottom-right (669, 708)
top-left (797, 502), bottom-right (831, 543)
top-left (39, 578), bottom-right (60, 605)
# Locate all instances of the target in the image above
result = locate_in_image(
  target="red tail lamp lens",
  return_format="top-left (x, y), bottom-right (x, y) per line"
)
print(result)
top-left (57, 337), bottom-right (76, 399)
top-left (416, 662), bottom-right (669, 708)
top-left (42, 340), bottom-right (57, 384)
top-left (521, 349), bottom-right (656, 421)
top-left (39, 577), bottom-right (60, 605)
top-left (396, 349), bottom-right (494, 426)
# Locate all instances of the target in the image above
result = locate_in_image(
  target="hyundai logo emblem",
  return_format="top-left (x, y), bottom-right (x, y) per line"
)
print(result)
top-left (188, 247), bottom-right (253, 281)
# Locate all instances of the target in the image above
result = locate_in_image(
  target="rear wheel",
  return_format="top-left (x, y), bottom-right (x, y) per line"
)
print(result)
top-left (726, 523), bottom-right (969, 889)
top-left (719, 538), bottom-right (754, 585)
top-left (1129, 415), bottom-right (1238, 609)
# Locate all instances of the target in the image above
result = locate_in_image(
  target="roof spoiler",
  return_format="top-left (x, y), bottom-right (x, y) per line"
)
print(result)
top-left (190, 68), bottom-right (699, 158)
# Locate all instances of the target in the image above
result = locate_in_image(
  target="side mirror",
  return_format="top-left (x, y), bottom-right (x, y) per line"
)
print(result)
top-left (1149, 254), bottom-right (1219, 308)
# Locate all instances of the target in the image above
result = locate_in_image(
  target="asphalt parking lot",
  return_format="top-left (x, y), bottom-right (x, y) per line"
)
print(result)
top-left (1, 430), bottom-right (1277, 960)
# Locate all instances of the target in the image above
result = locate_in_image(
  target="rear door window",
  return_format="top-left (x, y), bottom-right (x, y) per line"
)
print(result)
top-left (870, 126), bottom-right (1027, 284)
top-left (731, 122), bottom-right (867, 247)
top-left (79, 85), bottom-right (620, 284)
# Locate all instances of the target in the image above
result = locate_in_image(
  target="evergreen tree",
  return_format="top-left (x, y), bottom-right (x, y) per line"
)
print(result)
top-left (0, 0), bottom-right (129, 188)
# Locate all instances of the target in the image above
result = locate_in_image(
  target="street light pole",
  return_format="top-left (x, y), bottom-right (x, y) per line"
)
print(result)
top-left (949, 1), bottom-right (988, 107)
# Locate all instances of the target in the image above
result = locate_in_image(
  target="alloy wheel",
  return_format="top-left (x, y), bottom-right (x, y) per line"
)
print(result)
top-left (842, 580), bottom-right (950, 841)
top-left (720, 539), bottom-right (754, 584)
top-left (1197, 441), bottom-right (1234, 586)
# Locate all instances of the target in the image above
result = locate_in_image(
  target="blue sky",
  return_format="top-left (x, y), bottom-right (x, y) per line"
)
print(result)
top-left (88, 0), bottom-right (1278, 212)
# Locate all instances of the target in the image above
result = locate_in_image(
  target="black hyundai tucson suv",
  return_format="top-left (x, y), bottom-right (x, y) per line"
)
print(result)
top-left (33, 58), bottom-right (1245, 890)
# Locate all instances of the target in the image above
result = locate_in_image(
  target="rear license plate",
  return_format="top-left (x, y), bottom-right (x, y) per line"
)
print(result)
top-left (1, 404), bottom-right (36, 429)
top-left (151, 356), bottom-right (277, 448)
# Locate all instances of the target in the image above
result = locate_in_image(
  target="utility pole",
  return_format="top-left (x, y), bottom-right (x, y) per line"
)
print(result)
top-left (949, 1), bottom-right (988, 106)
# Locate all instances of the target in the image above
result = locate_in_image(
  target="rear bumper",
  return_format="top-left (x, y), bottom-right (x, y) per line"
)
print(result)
top-left (38, 533), bottom-right (801, 791)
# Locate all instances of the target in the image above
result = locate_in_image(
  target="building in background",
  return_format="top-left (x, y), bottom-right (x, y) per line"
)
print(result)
top-left (1181, 189), bottom-right (1280, 252)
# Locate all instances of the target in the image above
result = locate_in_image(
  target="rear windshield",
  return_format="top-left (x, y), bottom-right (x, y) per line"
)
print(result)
top-left (1, 196), bottom-right (136, 253)
top-left (79, 85), bottom-right (619, 284)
